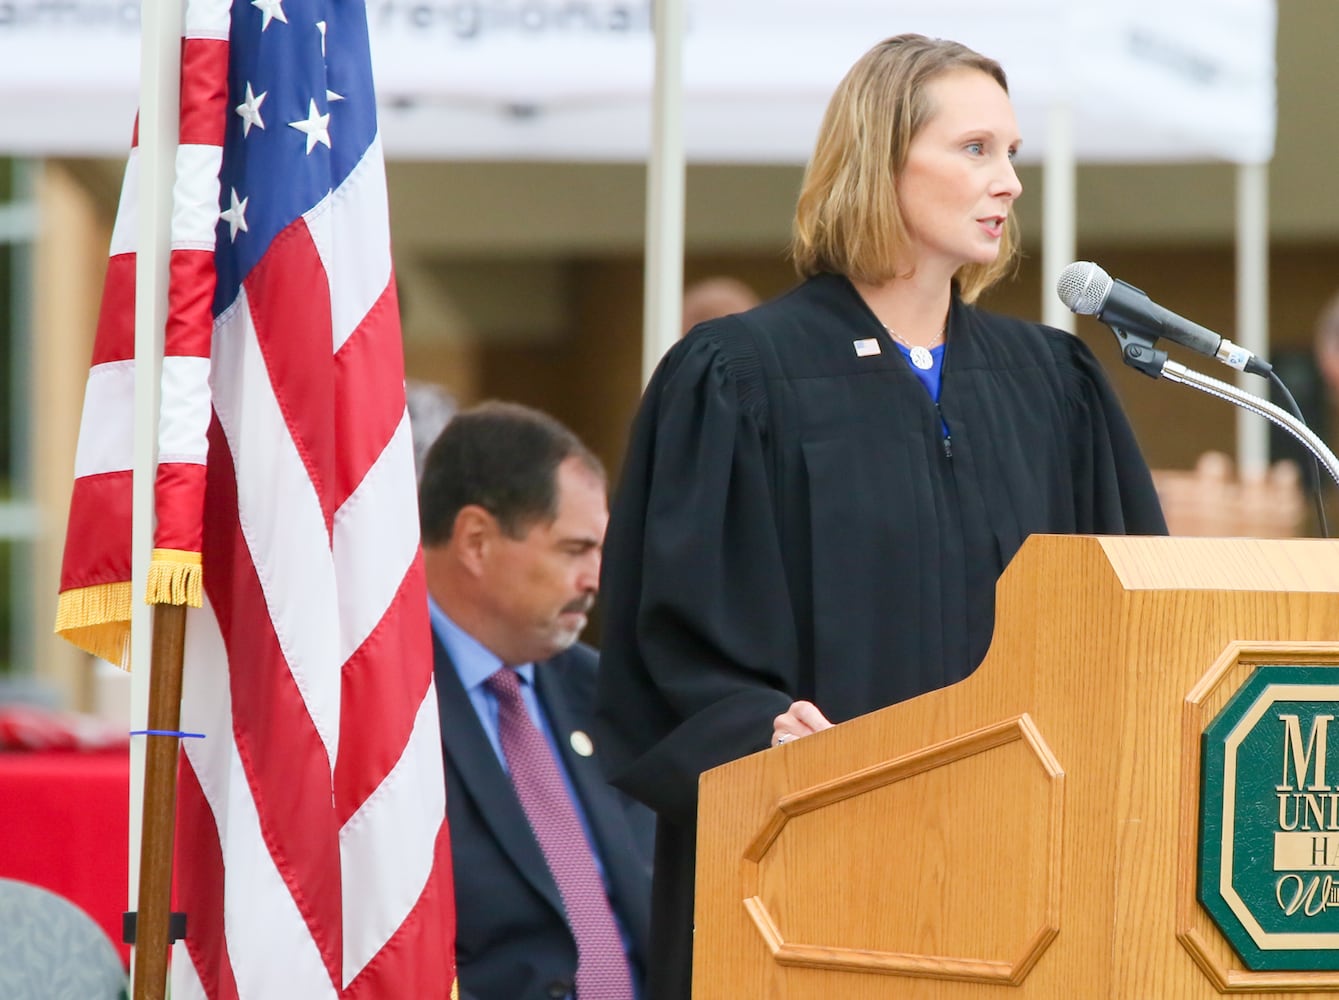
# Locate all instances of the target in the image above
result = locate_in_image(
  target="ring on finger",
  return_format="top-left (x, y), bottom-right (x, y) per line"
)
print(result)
top-left (776, 733), bottom-right (790, 746)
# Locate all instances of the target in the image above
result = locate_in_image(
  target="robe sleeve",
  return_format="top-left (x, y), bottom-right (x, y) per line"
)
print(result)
top-left (1055, 332), bottom-right (1169, 536)
top-left (595, 322), bottom-right (798, 825)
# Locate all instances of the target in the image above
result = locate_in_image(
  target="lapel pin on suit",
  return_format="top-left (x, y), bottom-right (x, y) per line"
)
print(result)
top-left (569, 730), bottom-right (594, 757)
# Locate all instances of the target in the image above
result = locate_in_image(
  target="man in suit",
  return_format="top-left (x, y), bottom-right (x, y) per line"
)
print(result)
top-left (419, 401), bottom-right (653, 1000)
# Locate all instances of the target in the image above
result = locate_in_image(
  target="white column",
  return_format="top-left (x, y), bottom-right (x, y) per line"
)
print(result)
top-left (642, 0), bottom-right (686, 387)
top-left (1235, 162), bottom-right (1270, 475)
top-left (1041, 102), bottom-right (1076, 333)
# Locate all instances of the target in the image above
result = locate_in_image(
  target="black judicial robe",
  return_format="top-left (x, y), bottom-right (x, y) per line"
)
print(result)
top-left (594, 272), bottom-right (1167, 1000)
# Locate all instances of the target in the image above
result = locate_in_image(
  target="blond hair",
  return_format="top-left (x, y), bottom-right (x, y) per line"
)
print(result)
top-left (791, 33), bottom-right (1019, 303)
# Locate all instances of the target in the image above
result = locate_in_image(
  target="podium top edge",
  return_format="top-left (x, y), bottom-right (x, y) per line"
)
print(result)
top-left (1019, 534), bottom-right (1339, 593)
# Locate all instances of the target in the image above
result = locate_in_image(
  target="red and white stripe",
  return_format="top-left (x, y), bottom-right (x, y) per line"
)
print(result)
top-left (151, 0), bottom-right (228, 568)
top-left (56, 0), bottom-right (227, 655)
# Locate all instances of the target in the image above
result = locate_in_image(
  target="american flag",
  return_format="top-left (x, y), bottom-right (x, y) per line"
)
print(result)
top-left (54, 0), bottom-right (458, 993)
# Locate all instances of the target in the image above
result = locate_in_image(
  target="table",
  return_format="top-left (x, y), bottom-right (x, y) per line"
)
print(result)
top-left (0, 748), bottom-right (131, 966)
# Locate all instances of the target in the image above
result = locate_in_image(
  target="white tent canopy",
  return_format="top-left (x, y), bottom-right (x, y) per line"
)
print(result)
top-left (0, 0), bottom-right (1274, 165)
top-left (370, 0), bottom-right (1275, 167)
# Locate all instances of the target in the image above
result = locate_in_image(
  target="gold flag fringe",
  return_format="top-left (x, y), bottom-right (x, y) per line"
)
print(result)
top-left (146, 548), bottom-right (204, 608)
top-left (53, 580), bottom-right (132, 669)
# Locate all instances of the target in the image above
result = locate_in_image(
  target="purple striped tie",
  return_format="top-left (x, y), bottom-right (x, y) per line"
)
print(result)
top-left (485, 667), bottom-right (634, 1000)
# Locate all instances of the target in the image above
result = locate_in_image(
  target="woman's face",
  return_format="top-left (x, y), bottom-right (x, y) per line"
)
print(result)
top-left (896, 68), bottom-right (1023, 279)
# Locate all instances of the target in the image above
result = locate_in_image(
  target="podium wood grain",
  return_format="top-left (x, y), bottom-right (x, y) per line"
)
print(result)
top-left (693, 535), bottom-right (1339, 999)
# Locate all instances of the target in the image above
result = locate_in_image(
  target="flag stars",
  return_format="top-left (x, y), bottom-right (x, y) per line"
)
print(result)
top-left (289, 99), bottom-right (331, 153)
top-left (317, 20), bottom-right (327, 57)
top-left (235, 82), bottom-right (267, 137)
top-left (327, 89), bottom-right (344, 104)
top-left (220, 188), bottom-right (249, 242)
top-left (251, 0), bottom-right (287, 30)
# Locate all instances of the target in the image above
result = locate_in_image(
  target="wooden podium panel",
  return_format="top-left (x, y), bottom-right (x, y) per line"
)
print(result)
top-left (739, 714), bottom-right (1063, 983)
top-left (694, 535), bottom-right (1339, 999)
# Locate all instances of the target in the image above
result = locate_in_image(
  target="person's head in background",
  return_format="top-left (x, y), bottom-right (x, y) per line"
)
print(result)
top-left (1315, 290), bottom-right (1339, 400)
top-left (419, 401), bottom-right (607, 666)
top-left (681, 276), bottom-right (761, 336)
top-left (791, 33), bottom-right (1021, 302)
top-left (405, 379), bottom-right (457, 482)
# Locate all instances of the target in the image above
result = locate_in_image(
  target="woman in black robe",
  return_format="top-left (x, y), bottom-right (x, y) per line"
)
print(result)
top-left (594, 33), bottom-right (1167, 1000)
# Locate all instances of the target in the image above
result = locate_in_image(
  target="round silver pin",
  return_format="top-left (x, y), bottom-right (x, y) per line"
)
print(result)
top-left (569, 730), bottom-right (594, 757)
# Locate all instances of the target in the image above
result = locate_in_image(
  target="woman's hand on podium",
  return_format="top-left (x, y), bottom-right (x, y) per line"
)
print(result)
top-left (772, 700), bottom-right (833, 748)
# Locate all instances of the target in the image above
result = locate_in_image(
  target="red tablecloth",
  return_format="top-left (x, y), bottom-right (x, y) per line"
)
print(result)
top-left (0, 748), bottom-right (131, 966)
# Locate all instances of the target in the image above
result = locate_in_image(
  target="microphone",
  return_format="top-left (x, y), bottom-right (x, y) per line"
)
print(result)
top-left (1056, 261), bottom-right (1271, 376)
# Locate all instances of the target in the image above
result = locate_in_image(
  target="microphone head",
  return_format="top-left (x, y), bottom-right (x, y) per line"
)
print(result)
top-left (1056, 261), bottom-right (1113, 316)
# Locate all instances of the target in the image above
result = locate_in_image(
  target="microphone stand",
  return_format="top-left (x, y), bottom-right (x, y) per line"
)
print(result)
top-left (1110, 326), bottom-right (1339, 489)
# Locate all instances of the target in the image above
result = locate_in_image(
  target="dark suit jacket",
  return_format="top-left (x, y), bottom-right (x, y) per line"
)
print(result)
top-left (433, 636), bottom-right (654, 1000)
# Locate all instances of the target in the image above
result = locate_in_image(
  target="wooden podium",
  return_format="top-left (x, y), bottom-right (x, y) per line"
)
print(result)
top-left (694, 535), bottom-right (1339, 998)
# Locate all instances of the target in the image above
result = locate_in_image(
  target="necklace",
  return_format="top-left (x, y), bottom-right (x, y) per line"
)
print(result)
top-left (886, 326), bottom-right (944, 371)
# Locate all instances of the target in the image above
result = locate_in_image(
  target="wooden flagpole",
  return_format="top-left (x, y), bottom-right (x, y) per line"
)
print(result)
top-left (131, 606), bottom-right (188, 1000)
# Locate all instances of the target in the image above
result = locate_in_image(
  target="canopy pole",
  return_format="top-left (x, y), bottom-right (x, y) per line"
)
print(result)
top-left (1235, 161), bottom-right (1270, 475)
top-left (641, 0), bottom-right (685, 387)
top-left (129, 0), bottom-right (181, 991)
top-left (1041, 102), bottom-right (1076, 333)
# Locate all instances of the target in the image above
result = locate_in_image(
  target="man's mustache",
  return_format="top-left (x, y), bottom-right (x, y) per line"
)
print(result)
top-left (561, 593), bottom-right (596, 616)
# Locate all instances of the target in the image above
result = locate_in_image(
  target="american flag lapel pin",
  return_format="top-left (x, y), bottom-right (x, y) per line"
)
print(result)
top-left (853, 338), bottom-right (881, 357)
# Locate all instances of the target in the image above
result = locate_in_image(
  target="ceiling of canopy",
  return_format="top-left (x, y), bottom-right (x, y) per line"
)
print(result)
top-left (0, 0), bottom-right (1275, 165)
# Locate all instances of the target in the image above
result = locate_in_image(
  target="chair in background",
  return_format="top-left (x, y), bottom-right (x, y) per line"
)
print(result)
top-left (1152, 450), bottom-right (1307, 537)
top-left (0, 877), bottom-right (128, 1000)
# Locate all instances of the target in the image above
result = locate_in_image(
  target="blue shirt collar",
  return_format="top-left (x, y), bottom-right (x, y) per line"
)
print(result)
top-left (427, 596), bottom-right (536, 691)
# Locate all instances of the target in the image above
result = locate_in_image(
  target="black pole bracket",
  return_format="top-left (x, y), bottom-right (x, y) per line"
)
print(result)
top-left (122, 910), bottom-right (188, 945)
